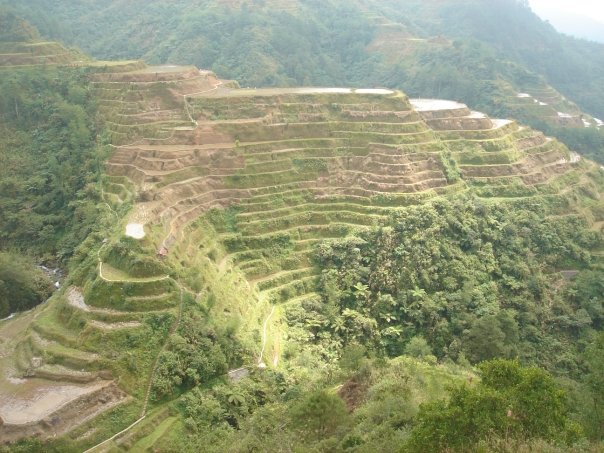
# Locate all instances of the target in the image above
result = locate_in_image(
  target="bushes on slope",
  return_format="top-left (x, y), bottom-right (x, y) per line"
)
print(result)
top-left (0, 251), bottom-right (52, 317)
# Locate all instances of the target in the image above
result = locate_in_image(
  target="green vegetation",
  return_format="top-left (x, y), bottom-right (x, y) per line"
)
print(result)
top-left (0, 67), bottom-right (109, 260)
top-left (0, 251), bottom-right (52, 317)
top-left (124, 169), bottom-right (602, 452)
top-left (309, 196), bottom-right (601, 376)
top-left (532, 121), bottom-right (604, 165)
top-left (151, 295), bottom-right (235, 400)
top-left (0, 7), bottom-right (39, 42)
top-left (9, 0), bottom-right (604, 162)
top-left (582, 332), bottom-right (604, 440)
top-left (407, 360), bottom-right (579, 452)
top-left (4, 0), bottom-right (376, 87)
top-left (104, 238), bottom-right (168, 278)
top-left (130, 357), bottom-right (597, 453)
top-left (0, 6), bottom-right (603, 451)
top-left (0, 55), bottom-right (114, 319)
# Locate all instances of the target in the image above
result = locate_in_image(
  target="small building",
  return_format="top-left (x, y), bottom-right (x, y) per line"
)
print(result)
top-left (228, 367), bottom-right (250, 382)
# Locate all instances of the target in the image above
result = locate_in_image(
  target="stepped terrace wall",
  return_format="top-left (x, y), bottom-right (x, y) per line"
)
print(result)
top-left (4, 63), bottom-right (600, 447)
top-left (86, 71), bottom-right (601, 322)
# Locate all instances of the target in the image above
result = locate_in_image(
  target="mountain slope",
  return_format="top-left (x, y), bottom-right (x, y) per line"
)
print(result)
top-left (1, 60), bottom-right (603, 451)
top-left (0, 8), bottom-right (39, 42)
top-left (0, 7), bottom-right (603, 452)
top-left (394, 0), bottom-right (604, 119)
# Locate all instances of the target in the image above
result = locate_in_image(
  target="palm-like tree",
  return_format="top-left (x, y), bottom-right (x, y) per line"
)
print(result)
top-left (227, 392), bottom-right (246, 407)
top-left (353, 282), bottom-right (369, 301)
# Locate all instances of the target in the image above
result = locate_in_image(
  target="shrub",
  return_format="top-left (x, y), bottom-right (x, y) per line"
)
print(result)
top-left (406, 360), bottom-right (576, 452)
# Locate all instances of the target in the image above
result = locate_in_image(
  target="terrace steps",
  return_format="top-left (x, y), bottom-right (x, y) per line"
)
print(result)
top-left (97, 68), bottom-right (586, 312)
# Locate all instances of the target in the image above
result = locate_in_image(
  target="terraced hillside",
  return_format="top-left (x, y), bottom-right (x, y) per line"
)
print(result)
top-left (0, 39), bottom-right (151, 74)
top-left (1, 63), bottom-right (603, 450)
top-left (97, 65), bottom-right (602, 365)
top-left (503, 80), bottom-right (603, 129)
top-left (0, 40), bottom-right (87, 69)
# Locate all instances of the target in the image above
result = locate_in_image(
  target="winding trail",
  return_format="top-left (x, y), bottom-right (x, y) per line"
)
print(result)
top-left (99, 186), bottom-right (120, 220)
top-left (82, 417), bottom-right (146, 453)
top-left (258, 305), bottom-right (276, 367)
top-left (83, 246), bottom-right (185, 453)
top-left (96, 244), bottom-right (169, 283)
top-left (98, 262), bottom-right (170, 283)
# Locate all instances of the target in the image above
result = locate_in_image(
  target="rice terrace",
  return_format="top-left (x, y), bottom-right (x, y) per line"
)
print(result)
top-left (0, 1), bottom-right (603, 452)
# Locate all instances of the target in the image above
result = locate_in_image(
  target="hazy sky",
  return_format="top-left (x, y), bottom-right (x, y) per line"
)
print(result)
top-left (530, 0), bottom-right (604, 23)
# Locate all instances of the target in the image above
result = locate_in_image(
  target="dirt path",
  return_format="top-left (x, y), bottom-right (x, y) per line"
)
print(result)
top-left (82, 416), bottom-right (146, 453)
top-left (100, 186), bottom-right (120, 220)
top-left (83, 283), bottom-right (184, 453)
top-left (181, 78), bottom-right (224, 127)
top-left (96, 244), bottom-right (169, 283)
top-left (258, 305), bottom-right (276, 367)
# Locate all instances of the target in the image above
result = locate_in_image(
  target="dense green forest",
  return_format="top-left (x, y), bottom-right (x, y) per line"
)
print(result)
top-left (0, 63), bottom-right (110, 315)
top-left (3, 1), bottom-right (378, 88)
top-left (0, 68), bottom-right (108, 259)
top-left (311, 197), bottom-right (602, 374)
